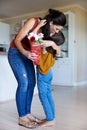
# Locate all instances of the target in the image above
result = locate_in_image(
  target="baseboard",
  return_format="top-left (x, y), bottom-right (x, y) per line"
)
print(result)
top-left (73, 80), bottom-right (87, 86)
top-left (0, 99), bottom-right (15, 104)
top-left (52, 80), bottom-right (87, 87)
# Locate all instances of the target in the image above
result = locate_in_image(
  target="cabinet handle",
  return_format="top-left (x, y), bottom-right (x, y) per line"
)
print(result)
top-left (61, 50), bottom-right (68, 52)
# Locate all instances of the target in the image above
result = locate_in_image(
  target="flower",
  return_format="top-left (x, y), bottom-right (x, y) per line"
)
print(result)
top-left (27, 32), bottom-right (44, 65)
top-left (29, 36), bottom-right (35, 42)
top-left (28, 32), bottom-right (44, 44)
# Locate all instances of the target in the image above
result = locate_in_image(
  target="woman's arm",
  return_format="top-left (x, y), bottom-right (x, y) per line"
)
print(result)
top-left (14, 18), bottom-right (37, 59)
top-left (33, 19), bottom-right (47, 34)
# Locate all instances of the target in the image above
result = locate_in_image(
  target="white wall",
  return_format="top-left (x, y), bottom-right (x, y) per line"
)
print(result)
top-left (75, 8), bottom-right (87, 83)
top-left (61, 6), bottom-right (87, 85)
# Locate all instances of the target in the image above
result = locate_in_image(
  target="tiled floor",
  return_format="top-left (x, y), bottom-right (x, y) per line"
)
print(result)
top-left (0, 85), bottom-right (87, 130)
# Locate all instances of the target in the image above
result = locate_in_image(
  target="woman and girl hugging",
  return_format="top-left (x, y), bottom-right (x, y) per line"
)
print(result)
top-left (8, 8), bottom-right (66, 128)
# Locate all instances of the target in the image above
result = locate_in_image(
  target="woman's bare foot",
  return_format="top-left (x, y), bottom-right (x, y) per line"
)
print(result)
top-left (18, 116), bottom-right (38, 128)
top-left (40, 119), bottom-right (55, 127)
top-left (27, 114), bottom-right (42, 123)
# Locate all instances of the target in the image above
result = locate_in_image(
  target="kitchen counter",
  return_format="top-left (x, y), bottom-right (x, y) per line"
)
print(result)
top-left (0, 51), bottom-right (8, 55)
top-left (0, 55), bottom-right (17, 102)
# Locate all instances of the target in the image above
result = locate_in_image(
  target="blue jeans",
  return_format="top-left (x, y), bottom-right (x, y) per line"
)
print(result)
top-left (8, 48), bottom-right (36, 117)
top-left (37, 67), bottom-right (55, 121)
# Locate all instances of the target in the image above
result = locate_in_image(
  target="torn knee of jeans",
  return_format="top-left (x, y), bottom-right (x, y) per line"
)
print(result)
top-left (22, 73), bottom-right (27, 78)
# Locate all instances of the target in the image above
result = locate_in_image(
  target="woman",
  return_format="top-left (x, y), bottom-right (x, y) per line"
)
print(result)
top-left (8, 8), bottom-right (66, 128)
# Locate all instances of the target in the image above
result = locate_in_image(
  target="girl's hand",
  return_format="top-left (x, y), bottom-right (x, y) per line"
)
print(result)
top-left (53, 45), bottom-right (61, 54)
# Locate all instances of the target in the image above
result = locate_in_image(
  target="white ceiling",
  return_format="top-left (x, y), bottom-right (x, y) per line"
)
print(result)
top-left (0, 0), bottom-right (87, 19)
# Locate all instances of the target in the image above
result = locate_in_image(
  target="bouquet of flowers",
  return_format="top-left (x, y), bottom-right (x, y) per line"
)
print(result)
top-left (28, 32), bottom-right (44, 65)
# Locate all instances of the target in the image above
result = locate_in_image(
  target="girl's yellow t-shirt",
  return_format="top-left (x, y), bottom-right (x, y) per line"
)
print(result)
top-left (38, 51), bottom-right (55, 74)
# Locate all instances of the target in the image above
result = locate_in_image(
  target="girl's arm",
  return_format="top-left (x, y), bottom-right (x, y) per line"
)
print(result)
top-left (41, 40), bottom-right (61, 54)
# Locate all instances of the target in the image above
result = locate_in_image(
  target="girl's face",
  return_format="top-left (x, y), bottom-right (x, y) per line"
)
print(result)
top-left (50, 21), bottom-right (63, 36)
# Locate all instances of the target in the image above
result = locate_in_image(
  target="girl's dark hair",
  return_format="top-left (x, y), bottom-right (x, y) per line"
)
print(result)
top-left (46, 31), bottom-right (65, 58)
top-left (41, 8), bottom-right (66, 38)
top-left (48, 31), bottom-right (65, 46)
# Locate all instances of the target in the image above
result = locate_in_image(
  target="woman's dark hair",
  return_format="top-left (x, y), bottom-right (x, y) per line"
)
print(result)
top-left (46, 31), bottom-right (65, 58)
top-left (41, 8), bottom-right (66, 38)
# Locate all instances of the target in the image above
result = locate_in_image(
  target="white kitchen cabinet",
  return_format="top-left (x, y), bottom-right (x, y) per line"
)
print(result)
top-left (52, 11), bottom-right (76, 86)
top-left (0, 55), bottom-right (17, 102)
top-left (0, 22), bottom-right (10, 45)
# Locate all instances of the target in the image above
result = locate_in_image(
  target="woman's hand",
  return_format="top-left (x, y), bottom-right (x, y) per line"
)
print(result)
top-left (33, 19), bottom-right (47, 33)
top-left (38, 19), bottom-right (47, 28)
top-left (24, 51), bottom-right (38, 61)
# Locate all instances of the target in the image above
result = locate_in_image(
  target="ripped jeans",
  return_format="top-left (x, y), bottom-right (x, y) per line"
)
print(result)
top-left (8, 48), bottom-right (36, 117)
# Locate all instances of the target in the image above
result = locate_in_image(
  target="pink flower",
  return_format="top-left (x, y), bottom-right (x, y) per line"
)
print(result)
top-left (27, 32), bottom-right (44, 65)
top-left (28, 32), bottom-right (44, 44)
top-left (29, 36), bottom-right (35, 42)
top-left (37, 33), bottom-right (44, 39)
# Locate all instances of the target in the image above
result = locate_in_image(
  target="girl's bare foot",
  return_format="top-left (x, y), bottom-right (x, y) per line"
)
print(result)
top-left (40, 119), bottom-right (55, 127)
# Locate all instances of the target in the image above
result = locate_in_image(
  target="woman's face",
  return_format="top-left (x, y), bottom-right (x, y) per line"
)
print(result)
top-left (50, 21), bottom-right (63, 36)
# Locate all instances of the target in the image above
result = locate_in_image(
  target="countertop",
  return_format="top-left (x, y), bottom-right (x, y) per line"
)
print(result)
top-left (0, 51), bottom-right (8, 55)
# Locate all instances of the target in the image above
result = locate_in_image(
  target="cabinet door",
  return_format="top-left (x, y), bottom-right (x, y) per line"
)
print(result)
top-left (52, 59), bottom-right (74, 86)
top-left (52, 11), bottom-right (75, 86)
top-left (0, 22), bottom-right (10, 44)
